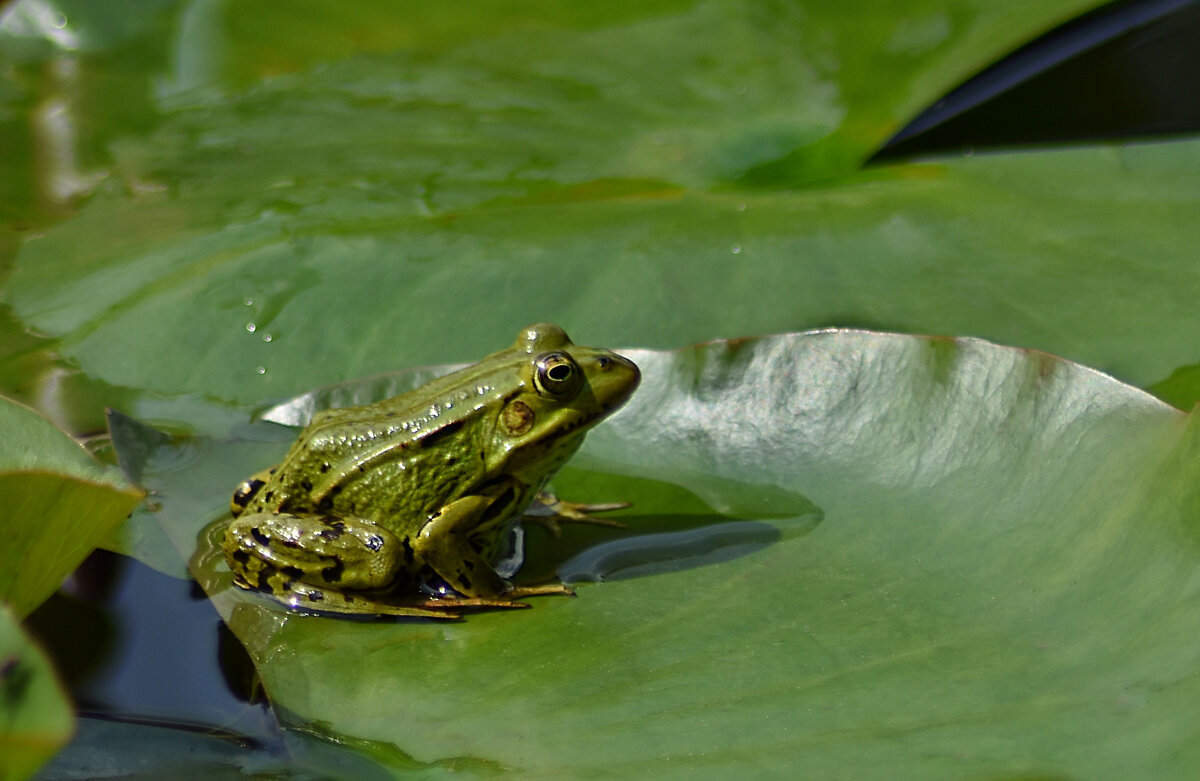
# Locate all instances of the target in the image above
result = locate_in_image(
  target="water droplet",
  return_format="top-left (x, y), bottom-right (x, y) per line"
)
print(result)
top-left (737, 203), bottom-right (747, 212)
top-left (261, 333), bottom-right (273, 343)
top-left (245, 322), bottom-right (257, 333)
top-left (256, 366), bottom-right (267, 375)
top-left (730, 244), bottom-right (742, 255)
top-left (244, 298), bottom-right (254, 307)
top-left (52, 13), bottom-right (67, 29)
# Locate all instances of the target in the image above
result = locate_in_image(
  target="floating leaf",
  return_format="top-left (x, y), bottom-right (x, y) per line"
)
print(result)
top-left (161, 331), bottom-right (1200, 778)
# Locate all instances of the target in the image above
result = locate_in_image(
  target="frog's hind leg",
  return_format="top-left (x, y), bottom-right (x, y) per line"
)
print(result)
top-left (273, 581), bottom-right (464, 619)
top-left (224, 512), bottom-right (455, 618)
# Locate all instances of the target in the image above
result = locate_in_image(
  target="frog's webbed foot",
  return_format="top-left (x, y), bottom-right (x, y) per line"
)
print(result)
top-left (522, 492), bottom-right (629, 538)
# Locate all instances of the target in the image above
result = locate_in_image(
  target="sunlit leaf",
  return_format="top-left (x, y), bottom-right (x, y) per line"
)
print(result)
top-left (0, 397), bottom-right (142, 616)
top-left (143, 331), bottom-right (1200, 778)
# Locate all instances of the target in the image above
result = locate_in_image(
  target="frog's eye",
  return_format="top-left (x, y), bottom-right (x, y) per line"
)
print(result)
top-left (534, 352), bottom-right (582, 398)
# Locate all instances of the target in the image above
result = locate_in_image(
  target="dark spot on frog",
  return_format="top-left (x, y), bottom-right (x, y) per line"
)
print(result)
top-left (231, 550), bottom-right (250, 564)
top-left (457, 574), bottom-right (473, 591)
top-left (318, 526), bottom-right (342, 542)
top-left (365, 534), bottom-right (385, 551)
top-left (301, 480), bottom-right (314, 492)
top-left (318, 496), bottom-right (333, 511)
top-left (232, 479), bottom-right (264, 509)
top-left (307, 590), bottom-right (325, 602)
top-left (250, 527), bottom-right (271, 547)
top-left (322, 558), bottom-right (345, 583)
top-left (464, 560), bottom-right (476, 571)
top-left (264, 490), bottom-right (275, 502)
top-left (281, 565), bottom-right (304, 580)
top-left (320, 462), bottom-right (331, 473)
top-left (330, 485), bottom-right (343, 495)
top-left (420, 419), bottom-right (464, 446)
top-left (253, 564), bottom-right (278, 591)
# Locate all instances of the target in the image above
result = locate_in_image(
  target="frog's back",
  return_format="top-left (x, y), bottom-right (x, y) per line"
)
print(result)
top-left (256, 377), bottom-right (506, 528)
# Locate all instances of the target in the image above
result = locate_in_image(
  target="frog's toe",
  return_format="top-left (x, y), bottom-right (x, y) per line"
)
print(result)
top-left (525, 493), bottom-right (629, 537)
top-left (506, 583), bottom-right (576, 599)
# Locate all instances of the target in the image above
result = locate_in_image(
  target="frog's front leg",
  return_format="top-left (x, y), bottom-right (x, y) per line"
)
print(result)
top-left (415, 494), bottom-right (573, 602)
top-left (224, 513), bottom-right (456, 618)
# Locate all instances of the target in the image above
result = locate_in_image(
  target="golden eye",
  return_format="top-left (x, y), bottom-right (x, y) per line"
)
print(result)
top-left (534, 351), bottom-right (581, 397)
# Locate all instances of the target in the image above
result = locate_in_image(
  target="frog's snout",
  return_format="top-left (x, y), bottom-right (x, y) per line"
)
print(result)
top-left (592, 351), bottom-right (640, 412)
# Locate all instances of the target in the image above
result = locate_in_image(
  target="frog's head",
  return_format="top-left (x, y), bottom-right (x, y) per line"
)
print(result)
top-left (492, 324), bottom-right (639, 475)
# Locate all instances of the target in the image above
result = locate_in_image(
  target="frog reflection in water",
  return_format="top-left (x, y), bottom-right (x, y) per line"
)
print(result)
top-left (223, 324), bottom-right (640, 618)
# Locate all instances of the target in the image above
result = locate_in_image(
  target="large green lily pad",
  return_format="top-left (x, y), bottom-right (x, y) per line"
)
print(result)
top-left (157, 330), bottom-right (1200, 778)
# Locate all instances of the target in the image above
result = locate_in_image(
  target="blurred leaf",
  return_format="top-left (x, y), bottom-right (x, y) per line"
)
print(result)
top-left (12, 0), bottom-right (1181, 416)
top-left (0, 603), bottom-right (72, 781)
top-left (0, 396), bottom-right (142, 616)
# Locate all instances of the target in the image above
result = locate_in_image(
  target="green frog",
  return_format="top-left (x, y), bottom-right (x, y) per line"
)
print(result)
top-left (223, 324), bottom-right (640, 618)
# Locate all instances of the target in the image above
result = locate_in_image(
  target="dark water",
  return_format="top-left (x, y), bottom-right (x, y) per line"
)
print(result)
top-left (25, 551), bottom-right (281, 776)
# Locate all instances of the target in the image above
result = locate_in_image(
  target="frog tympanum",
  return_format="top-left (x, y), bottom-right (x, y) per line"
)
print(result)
top-left (223, 324), bottom-right (640, 618)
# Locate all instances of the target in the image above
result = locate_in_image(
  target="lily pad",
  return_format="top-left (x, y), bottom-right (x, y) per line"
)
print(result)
top-left (0, 397), bottom-right (143, 617)
top-left (0, 603), bottom-right (72, 781)
top-left (150, 330), bottom-right (1200, 778)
